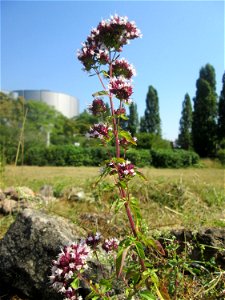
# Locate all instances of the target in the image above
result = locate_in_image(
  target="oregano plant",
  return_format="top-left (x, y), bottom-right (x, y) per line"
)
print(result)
top-left (50, 15), bottom-right (165, 300)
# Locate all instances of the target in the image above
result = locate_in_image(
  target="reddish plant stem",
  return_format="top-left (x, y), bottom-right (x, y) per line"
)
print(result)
top-left (97, 60), bottom-right (146, 272)
top-left (109, 62), bottom-right (120, 158)
top-left (96, 69), bottom-right (120, 158)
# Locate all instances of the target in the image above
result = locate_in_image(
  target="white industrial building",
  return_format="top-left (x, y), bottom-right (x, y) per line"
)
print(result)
top-left (10, 89), bottom-right (79, 118)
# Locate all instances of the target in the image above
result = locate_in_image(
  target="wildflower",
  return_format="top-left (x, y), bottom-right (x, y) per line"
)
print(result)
top-left (50, 242), bottom-right (91, 299)
top-left (77, 15), bottom-right (142, 71)
top-left (108, 76), bottom-right (133, 103)
top-left (86, 232), bottom-right (102, 248)
top-left (88, 98), bottom-right (107, 115)
top-left (114, 107), bottom-right (126, 116)
top-left (117, 160), bottom-right (136, 178)
top-left (88, 123), bottom-right (112, 140)
top-left (102, 238), bottom-right (119, 253)
top-left (111, 58), bottom-right (136, 79)
top-left (108, 160), bottom-right (136, 179)
top-left (119, 136), bottom-right (137, 149)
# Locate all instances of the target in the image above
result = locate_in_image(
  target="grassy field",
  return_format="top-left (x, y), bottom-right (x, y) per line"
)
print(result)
top-left (0, 165), bottom-right (224, 237)
top-left (1, 164), bottom-right (224, 191)
top-left (0, 165), bottom-right (224, 299)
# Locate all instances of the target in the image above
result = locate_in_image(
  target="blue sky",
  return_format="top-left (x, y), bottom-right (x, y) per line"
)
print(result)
top-left (1, 0), bottom-right (224, 141)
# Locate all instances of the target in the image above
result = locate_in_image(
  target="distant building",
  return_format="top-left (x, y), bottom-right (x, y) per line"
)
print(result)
top-left (11, 89), bottom-right (79, 118)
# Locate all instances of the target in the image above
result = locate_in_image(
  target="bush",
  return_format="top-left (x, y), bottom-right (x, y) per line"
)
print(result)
top-left (151, 149), bottom-right (199, 168)
top-left (136, 133), bottom-right (172, 150)
top-left (126, 149), bottom-right (151, 167)
top-left (25, 147), bottom-right (48, 166)
top-left (89, 147), bottom-right (113, 166)
top-left (24, 146), bottom-right (199, 168)
top-left (217, 149), bottom-right (225, 165)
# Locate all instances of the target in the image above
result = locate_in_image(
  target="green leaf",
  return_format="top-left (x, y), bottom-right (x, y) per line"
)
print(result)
top-left (139, 290), bottom-right (156, 300)
top-left (116, 246), bottom-right (131, 278)
top-left (119, 130), bottom-right (137, 145)
top-left (86, 291), bottom-right (99, 300)
top-left (92, 90), bottom-right (109, 97)
top-left (111, 197), bottom-right (126, 214)
top-left (136, 170), bottom-right (147, 181)
top-left (70, 277), bottom-right (80, 290)
top-left (101, 70), bottom-right (110, 78)
top-left (116, 180), bottom-right (127, 189)
top-left (99, 279), bottom-right (112, 292)
top-left (134, 241), bottom-right (145, 259)
top-left (130, 197), bottom-right (142, 226)
top-left (120, 114), bottom-right (129, 120)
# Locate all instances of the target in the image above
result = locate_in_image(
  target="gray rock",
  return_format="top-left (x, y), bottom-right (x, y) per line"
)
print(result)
top-left (169, 228), bottom-right (225, 268)
top-left (0, 198), bottom-right (18, 214)
top-left (16, 186), bottom-right (35, 200)
top-left (64, 187), bottom-right (95, 203)
top-left (0, 188), bottom-right (5, 201)
top-left (66, 187), bottom-right (86, 201)
top-left (3, 186), bottom-right (35, 201)
top-left (0, 208), bottom-right (85, 300)
top-left (4, 186), bottom-right (19, 200)
top-left (39, 185), bottom-right (54, 198)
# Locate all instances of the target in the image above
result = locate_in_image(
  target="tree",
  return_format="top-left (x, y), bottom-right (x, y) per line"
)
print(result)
top-left (218, 72), bottom-right (225, 143)
top-left (139, 116), bottom-right (147, 133)
top-left (127, 102), bottom-right (139, 135)
top-left (192, 64), bottom-right (218, 157)
top-left (140, 85), bottom-right (161, 135)
top-left (177, 93), bottom-right (192, 150)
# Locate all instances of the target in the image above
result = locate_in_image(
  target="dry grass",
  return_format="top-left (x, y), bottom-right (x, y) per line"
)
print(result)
top-left (1, 165), bottom-right (224, 190)
top-left (0, 165), bottom-right (224, 237)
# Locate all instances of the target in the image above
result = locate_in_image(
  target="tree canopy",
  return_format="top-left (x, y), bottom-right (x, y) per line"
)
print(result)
top-left (140, 86), bottom-right (161, 135)
top-left (177, 93), bottom-right (192, 150)
top-left (192, 64), bottom-right (217, 157)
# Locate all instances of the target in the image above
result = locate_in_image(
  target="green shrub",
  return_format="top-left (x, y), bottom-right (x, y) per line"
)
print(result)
top-left (89, 147), bottom-right (112, 166)
top-left (126, 149), bottom-right (151, 167)
top-left (136, 133), bottom-right (172, 150)
top-left (151, 149), bottom-right (199, 168)
top-left (24, 145), bottom-right (198, 168)
top-left (25, 147), bottom-right (48, 166)
top-left (217, 149), bottom-right (225, 165)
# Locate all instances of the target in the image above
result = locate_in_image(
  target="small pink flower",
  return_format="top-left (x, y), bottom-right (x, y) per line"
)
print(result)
top-left (114, 107), bottom-right (126, 115)
top-left (86, 232), bottom-right (102, 248)
top-left (108, 160), bottom-right (136, 179)
top-left (119, 136), bottom-right (137, 149)
top-left (108, 76), bottom-right (133, 103)
top-left (50, 242), bottom-right (91, 299)
top-left (88, 98), bottom-right (107, 115)
top-left (111, 59), bottom-right (136, 79)
top-left (77, 15), bottom-right (142, 71)
top-left (102, 238), bottom-right (119, 253)
top-left (88, 123), bottom-right (112, 140)
top-left (117, 160), bottom-right (136, 178)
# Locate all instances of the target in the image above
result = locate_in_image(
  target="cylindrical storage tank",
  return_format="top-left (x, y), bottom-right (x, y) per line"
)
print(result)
top-left (12, 90), bottom-right (79, 118)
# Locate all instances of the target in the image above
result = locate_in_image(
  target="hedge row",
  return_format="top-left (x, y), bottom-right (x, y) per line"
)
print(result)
top-left (22, 145), bottom-right (199, 168)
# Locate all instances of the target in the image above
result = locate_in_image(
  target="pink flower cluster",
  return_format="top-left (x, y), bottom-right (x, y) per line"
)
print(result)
top-left (50, 242), bottom-right (91, 300)
top-left (102, 238), bottom-right (119, 253)
top-left (88, 123), bottom-right (112, 140)
top-left (108, 76), bottom-right (133, 103)
top-left (77, 15), bottom-right (142, 71)
top-left (88, 98), bottom-right (107, 115)
top-left (114, 107), bottom-right (126, 116)
top-left (109, 160), bottom-right (136, 179)
top-left (86, 232), bottom-right (119, 253)
top-left (111, 59), bottom-right (136, 79)
top-left (119, 136), bottom-right (137, 149)
top-left (86, 232), bottom-right (102, 248)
